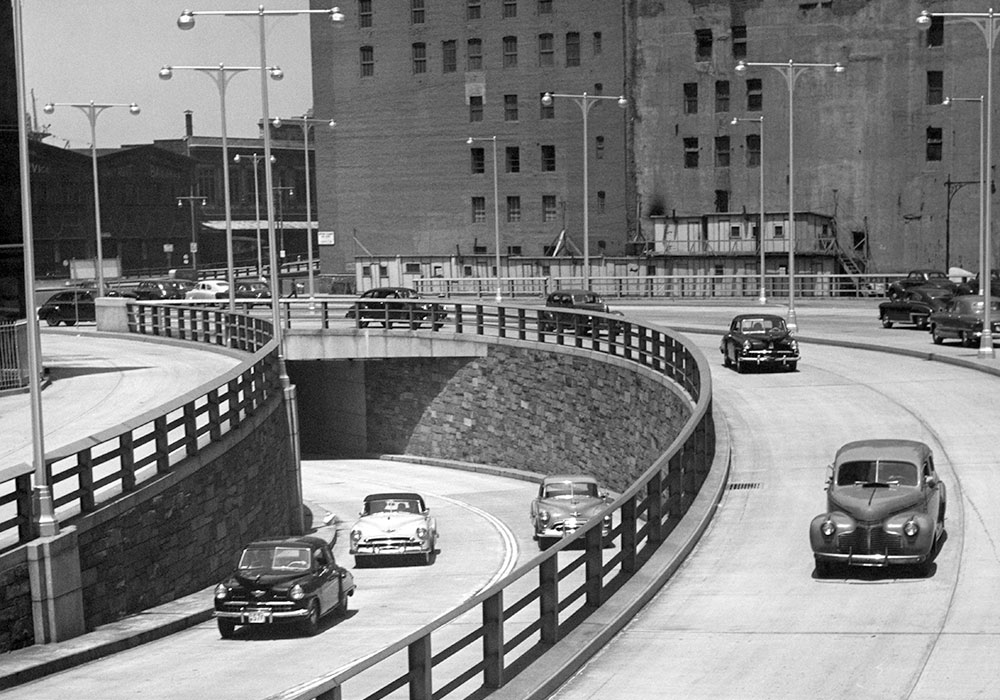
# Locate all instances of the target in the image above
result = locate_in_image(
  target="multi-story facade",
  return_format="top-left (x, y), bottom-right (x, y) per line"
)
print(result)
top-left (1, 1), bottom-right (26, 319)
top-left (311, 0), bottom-right (630, 281)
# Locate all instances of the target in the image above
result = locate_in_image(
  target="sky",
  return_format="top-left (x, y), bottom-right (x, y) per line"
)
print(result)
top-left (21, 1), bottom-right (320, 148)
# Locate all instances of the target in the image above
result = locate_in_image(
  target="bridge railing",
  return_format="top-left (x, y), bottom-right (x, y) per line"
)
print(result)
top-left (0, 305), bottom-right (280, 552)
top-left (274, 300), bottom-right (715, 700)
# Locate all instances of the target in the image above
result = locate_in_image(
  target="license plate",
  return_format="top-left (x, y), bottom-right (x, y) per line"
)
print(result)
top-left (378, 546), bottom-right (403, 554)
top-left (247, 610), bottom-right (269, 624)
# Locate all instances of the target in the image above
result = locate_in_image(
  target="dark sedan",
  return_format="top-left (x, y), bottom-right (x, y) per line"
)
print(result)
top-left (345, 287), bottom-right (447, 329)
top-left (720, 313), bottom-right (799, 373)
top-left (213, 536), bottom-right (355, 638)
top-left (886, 269), bottom-right (957, 300)
top-left (37, 290), bottom-right (95, 326)
top-left (927, 294), bottom-right (1000, 346)
top-left (878, 285), bottom-right (953, 329)
top-left (539, 289), bottom-right (623, 333)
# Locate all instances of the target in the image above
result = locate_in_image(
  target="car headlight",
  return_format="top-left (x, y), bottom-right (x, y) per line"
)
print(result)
top-left (537, 510), bottom-right (550, 524)
top-left (214, 584), bottom-right (229, 600)
top-left (903, 519), bottom-right (919, 537)
top-left (820, 518), bottom-right (836, 537)
top-left (416, 527), bottom-right (428, 540)
top-left (289, 584), bottom-right (305, 601)
top-left (350, 529), bottom-right (362, 543)
top-left (789, 339), bottom-right (799, 351)
top-left (742, 340), bottom-right (752, 352)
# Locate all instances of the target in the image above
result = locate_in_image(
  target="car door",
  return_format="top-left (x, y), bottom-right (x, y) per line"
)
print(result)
top-left (313, 545), bottom-right (340, 612)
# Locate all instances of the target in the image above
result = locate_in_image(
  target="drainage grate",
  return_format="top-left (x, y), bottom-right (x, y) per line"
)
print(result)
top-left (727, 481), bottom-right (762, 491)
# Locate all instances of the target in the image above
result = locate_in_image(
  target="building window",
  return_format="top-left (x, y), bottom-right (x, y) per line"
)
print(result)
top-left (472, 196), bottom-right (486, 223)
top-left (442, 40), bottom-right (457, 73)
top-left (359, 0), bottom-right (372, 28)
top-left (471, 148), bottom-right (485, 174)
top-left (566, 32), bottom-right (580, 67)
top-left (503, 36), bottom-right (518, 68)
top-left (467, 0), bottom-right (481, 20)
top-left (538, 0), bottom-right (552, 14)
top-left (595, 135), bottom-right (605, 159)
top-left (684, 137), bottom-right (699, 168)
top-left (593, 32), bottom-right (602, 55)
top-left (715, 80), bottom-right (730, 112)
top-left (695, 29), bottom-right (712, 61)
top-left (926, 126), bottom-right (943, 161)
top-left (404, 262), bottom-right (421, 274)
top-left (597, 191), bottom-right (606, 213)
top-left (503, 0), bottom-right (517, 18)
top-left (541, 145), bottom-right (556, 171)
top-left (468, 38), bottom-right (483, 70)
top-left (746, 133), bottom-right (760, 167)
top-left (469, 95), bottom-right (484, 122)
top-left (504, 94), bottom-right (519, 121)
top-left (538, 33), bottom-right (554, 66)
top-left (543, 195), bottom-right (557, 221)
top-left (774, 225), bottom-right (784, 238)
top-left (927, 71), bottom-right (943, 105)
top-left (730, 225), bottom-right (741, 238)
top-left (507, 196), bottom-right (521, 222)
top-left (540, 92), bottom-right (554, 119)
top-left (506, 146), bottom-right (520, 173)
top-left (411, 0), bottom-right (424, 24)
top-left (927, 15), bottom-right (943, 47)
top-left (732, 25), bottom-right (746, 58)
top-left (715, 189), bottom-right (730, 212)
top-left (360, 46), bottom-right (374, 77)
top-left (683, 82), bottom-right (698, 114)
top-left (715, 136), bottom-right (730, 167)
top-left (747, 78), bottom-right (762, 111)
top-left (412, 43), bottom-right (427, 74)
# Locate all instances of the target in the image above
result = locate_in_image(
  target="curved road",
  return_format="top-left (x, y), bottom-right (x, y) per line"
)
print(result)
top-left (547, 327), bottom-right (1000, 699)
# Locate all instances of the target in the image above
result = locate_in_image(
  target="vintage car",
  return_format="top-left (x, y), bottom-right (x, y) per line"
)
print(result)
top-left (927, 294), bottom-right (1000, 346)
top-left (539, 289), bottom-right (623, 333)
top-left (810, 439), bottom-right (946, 576)
top-left (955, 268), bottom-right (1000, 295)
top-left (113, 278), bottom-right (192, 301)
top-left (37, 289), bottom-right (95, 326)
top-left (213, 536), bottom-right (355, 637)
top-left (719, 313), bottom-right (799, 373)
top-left (234, 279), bottom-right (271, 308)
top-left (345, 287), bottom-right (448, 329)
top-left (878, 285), bottom-right (953, 329)
top-left (185, 280), bottom-right (230, 302)
top-left (886, 269), bottom-right (957, 300)
top-left (530, 474), bottom-right (612, 549)
top-left (349, 492), bottom-right (438, 565)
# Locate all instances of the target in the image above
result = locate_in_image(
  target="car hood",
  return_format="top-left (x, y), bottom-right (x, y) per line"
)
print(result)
top-left (231, 571), bottom-right (305, 590)
top-left (829, 485), bottom-right (923, 520)
top-left (537, 496), bottom-right (606, 517)
top-left (354, 512), bottom-right (427, 533)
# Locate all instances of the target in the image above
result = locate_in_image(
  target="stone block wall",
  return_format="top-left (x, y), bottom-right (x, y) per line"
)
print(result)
top-left (0, 561), bottom-right (32, 651)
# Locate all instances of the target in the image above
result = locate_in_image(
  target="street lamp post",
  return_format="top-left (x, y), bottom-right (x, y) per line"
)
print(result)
top-left (273, 185), bottom-right (294, 273)
top-left (920, 9), bottom-right (996, 358)
top-left (176, 194), bottom-right (206, 273)
top-left (540, 91), bottom-right (627, 290)
top-left (272, 116), bottom-right (336, 302)
top-left (735, 59), bottom-right (845, 333)
top-left (42, 100), bottom-right (140, 295)
top-left (943, 96), bottom-right (985, 282)
top-left (731, 115), bottom-right (767, 304)
top-left (160, 64), bottom-right (282, 310)
top-left (467, 135), bottom-right (502, 302)
top-left (234, 153), bottom-right (274, 278)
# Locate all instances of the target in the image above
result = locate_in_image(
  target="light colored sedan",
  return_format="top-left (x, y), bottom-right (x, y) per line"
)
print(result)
top-left (349, 492), bottom-right (438, 565)
top-left (185, 280), bottom-right (229, 301)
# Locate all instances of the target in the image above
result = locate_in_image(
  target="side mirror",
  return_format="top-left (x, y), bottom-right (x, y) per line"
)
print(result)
top-left (924, 474), bottom-right (937, 488)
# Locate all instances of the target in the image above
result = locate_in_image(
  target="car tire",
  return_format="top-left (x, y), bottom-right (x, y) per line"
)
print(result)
top-left (787, 361), bottom-right (798, 372)
top-left (931, 326), bottom-right (943, 345)
top-left (814, 558), bottom-right (834, 577)
top-left (537, 537), bottom-right (556, 551)
top-left (915, 316), bottom-right (928, 330)
top-left (962, 331), bottom-right (976, 348)
top-left (337, 586), bottom-right (350, 617)
top-left (217, 618), bottom-right (236, 639)
top-left (735, 356), bottom-right (745, 374)
top-left (44, 316), bottom-right (60, 326)
top-left (723, 350), bottom-right (732, 368)
top-left (64, 320), bottom-right (76, 326)
top-left (880, 315), bottom-right (893, 329)
top-left (301, 600), bottom-right (321, 636)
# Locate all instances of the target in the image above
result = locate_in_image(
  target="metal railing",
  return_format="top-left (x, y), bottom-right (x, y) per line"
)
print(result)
top-left (275, 301), bottom-right (714, 700)
top-left (0, 320), bottom-right (29, 391)
top-left (0, 305), bottom-right (280, 551)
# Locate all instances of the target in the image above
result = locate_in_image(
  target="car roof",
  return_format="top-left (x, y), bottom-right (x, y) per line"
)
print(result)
top-left (834, 439), bottom-right (931, 466)
top-left (730, 313), bottom-right (785, 322)
top-left (541, 474), bottom-right (599, 485)
top-left (363, 492), bottom-right (425, 502)
top-left (244, 535), bottom-right (329, 550)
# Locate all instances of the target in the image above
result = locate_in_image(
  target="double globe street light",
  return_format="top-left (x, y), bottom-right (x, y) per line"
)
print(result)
top-left (466, 135), bottom-right (502, 302)
top-left (233, 152), bottom-right (276, 278)
top-left (730, 115), bottom-right (767, 304)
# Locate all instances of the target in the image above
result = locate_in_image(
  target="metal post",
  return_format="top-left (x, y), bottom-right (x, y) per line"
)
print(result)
top-left (491, 136), bottom-right (501, 302)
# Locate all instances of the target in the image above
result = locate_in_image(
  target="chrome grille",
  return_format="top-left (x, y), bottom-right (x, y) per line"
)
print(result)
top-left (836, 525), bottom-right (903, 555)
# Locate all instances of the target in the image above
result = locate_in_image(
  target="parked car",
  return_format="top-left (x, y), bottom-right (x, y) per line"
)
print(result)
top-left (927, 294), bottom-right (1000, 346)
top-left (116, 278), bottom-right (191, 301)
top-left (539, 289), bottom-right (623, 333)
top-left (719, 313), bottom-right (799, 373)
top-left (349, 492), bottom-right (438, 565)
top-left (878, 285), bottom-right (953, 329)
top-left (36, 289), bottom-right (95, 326)
top-left (887, 269), bottom-right (957, 300)
top-left (530, 474), bottom-right (611, 550)
top-left (213, 536), bottom-right (355, 637)
top-left (955, 268), bottom-right (1000, 295)
top-left (809, 439), bottom-right (946, 576)
top-left (185, 280), bottom-right (230, 302)
top-left (345, 287), bottom-right (447, 329)
top-left (234, 279), bottom-right (271, 308)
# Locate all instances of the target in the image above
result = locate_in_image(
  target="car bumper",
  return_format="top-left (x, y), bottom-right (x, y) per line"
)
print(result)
top-left (741, 353), bottom-right (799, 366)
top-left (535, 518), bottom-right (611, 540)
top-left (812, 551), bottom-right (928, 568)
top-left (215, 604), bottom-right (310, 623)
top-left (352, 541), bottom-right (431, 556)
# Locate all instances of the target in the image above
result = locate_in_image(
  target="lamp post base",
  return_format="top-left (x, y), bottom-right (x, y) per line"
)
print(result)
top-left (978, 333), bottom-right (996, 358)
top-left (758, 289), bottom-right (767, 305)
top-left (787, 307), bottom-right (799, 334)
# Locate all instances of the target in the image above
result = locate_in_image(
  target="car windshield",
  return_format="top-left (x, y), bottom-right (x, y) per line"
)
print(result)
top-left (739, 317), bottom-right (782, 333)
top-left (836, 460), bottom-right (919, 486)
top-left (365, 498), bottom-right (422, 514)
top-left (238, 546), bottom-right (312, 572)
top-left (543, 481), bottom-right (599, 499)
